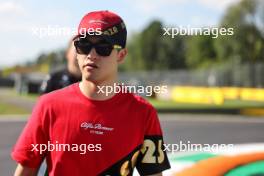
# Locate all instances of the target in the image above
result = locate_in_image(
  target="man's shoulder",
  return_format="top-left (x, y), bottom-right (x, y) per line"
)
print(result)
top-left (126, 93), bottom-right (155, 111)
top-left (40, 83), bottom-right (76, 102)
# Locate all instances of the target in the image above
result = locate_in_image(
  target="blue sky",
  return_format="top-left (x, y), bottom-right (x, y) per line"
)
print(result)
top-left (0, 0), bottom-right (240, 68)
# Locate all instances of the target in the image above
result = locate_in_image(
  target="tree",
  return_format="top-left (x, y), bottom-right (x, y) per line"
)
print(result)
top-left (215, 0), bottom-right (264, 63)
top-left (122, 20), bottom-right (187, 71)
top-left (120, 33), bottom-right (145, 71)
top-left (159, 33), bottom-right (187, 69)
top-left (140, 20), bottom-right (164, 70)
top-left (186, 34), bottom-right (217, 68)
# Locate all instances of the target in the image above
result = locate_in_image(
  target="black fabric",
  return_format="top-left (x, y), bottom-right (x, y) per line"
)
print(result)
top-left (102, 21), bottom-right (127, 48)
top-left (136, 136), bottom-right (171, 175)
top-left (98, 145), bottom-right (142, 176)
top-left (78, 21), bottom-right (127, 49)
top-left (39, 69), bottom-right (81, 94)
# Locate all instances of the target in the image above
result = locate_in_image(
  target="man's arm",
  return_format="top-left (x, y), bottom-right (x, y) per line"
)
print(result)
top-left (14, 164), bottom-right (38, 176)
top-left (135, 106), bottom-right (171, 175)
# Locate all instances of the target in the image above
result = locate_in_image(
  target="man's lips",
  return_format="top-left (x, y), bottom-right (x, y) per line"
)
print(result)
top-left (84, 63), bottom-right (98, 69)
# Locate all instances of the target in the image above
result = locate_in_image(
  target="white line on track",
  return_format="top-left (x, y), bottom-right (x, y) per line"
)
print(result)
top-left (159, 114), bottom-right (264, 123)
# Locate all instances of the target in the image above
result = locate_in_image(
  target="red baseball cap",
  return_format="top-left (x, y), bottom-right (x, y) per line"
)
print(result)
top-left (77, 10), bottom-right (127, 48)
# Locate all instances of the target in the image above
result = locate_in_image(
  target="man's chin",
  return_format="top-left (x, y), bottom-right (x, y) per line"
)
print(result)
top-left (85, 76), bottom-right (96, 82)
top-left (83, 72), bottom-right (112, 84)
top-left (84, 75), bottom-right (100, 84)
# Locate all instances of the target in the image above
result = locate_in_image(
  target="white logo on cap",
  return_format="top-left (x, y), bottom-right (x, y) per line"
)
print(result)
top-left (89, 20), bottom-right (108, 24)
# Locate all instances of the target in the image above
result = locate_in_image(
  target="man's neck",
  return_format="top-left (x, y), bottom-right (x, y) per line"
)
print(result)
top-left (79, 79), bottom-right (117, 101)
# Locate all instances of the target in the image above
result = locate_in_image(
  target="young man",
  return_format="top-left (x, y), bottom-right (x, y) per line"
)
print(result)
top-left (12, 10), bottom-right (170, 176)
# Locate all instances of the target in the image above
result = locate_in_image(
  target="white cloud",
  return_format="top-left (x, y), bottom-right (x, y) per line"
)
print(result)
top-left (0, 1), bottom-right (26, 14)
top-left (198, 0), bottom-right (241, 11)
top-left (190, 16), bottom-right (216, 26)
top-left (0, 2), bottom-right (74, 68)
top-left (127, 0), bottom-right (187, 13)
top-left (128, 0), bottom-right (241, 14)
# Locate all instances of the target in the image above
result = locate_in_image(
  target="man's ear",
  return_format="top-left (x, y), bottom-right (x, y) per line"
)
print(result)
top-left (117, 48), bottom-right (128, 63)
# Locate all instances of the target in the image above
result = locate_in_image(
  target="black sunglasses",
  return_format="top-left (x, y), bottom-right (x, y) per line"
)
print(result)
top-left (74, 38), bottom-right (122, 57)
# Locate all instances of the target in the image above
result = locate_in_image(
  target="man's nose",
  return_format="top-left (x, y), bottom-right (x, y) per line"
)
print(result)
top-left (86, 48), bottom-right (98, 61)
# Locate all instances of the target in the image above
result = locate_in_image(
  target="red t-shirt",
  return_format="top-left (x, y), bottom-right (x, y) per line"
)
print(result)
top-left (12, 83), bottom-right (170, 176)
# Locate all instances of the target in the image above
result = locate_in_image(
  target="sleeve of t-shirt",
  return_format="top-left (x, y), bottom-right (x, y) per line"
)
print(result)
top-left (11, 97), bottom-right (49, 168)
top-left (136, 106), bottom-right (171, 175)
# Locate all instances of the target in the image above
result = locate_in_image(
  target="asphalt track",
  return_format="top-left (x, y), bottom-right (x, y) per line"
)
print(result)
top-left (1, 114), bottom-right (264, 175)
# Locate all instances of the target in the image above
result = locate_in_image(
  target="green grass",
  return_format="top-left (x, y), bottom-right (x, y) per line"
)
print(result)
top-left (5, 89), bottom-right (39, 101)
top-left (225, 161), bottom-right (264, 176)
top-left (170, 153), bottom-right (217, 162)
top-left (0, 102), bottom-right (30, 115)
top-left (148, 98), bottom-right (264, 110)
